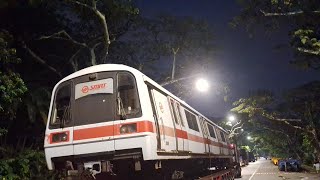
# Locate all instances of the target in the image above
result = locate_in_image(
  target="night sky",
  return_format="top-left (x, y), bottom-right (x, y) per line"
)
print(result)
top-left (136, 0), bottom-right (320, 118)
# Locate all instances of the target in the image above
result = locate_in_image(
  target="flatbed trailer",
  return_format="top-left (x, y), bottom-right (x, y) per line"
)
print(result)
top-left (197, 169), bottom-right (235, 180)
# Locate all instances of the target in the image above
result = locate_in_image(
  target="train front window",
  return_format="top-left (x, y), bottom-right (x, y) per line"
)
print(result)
top-left (117, 72), bottom-right (141, 119)
top-left (50, 83), bottom-right (71, 128)
top-left (74, 78), bottom-right (114, 126)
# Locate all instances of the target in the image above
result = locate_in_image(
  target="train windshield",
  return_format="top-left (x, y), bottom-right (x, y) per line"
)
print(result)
top-left (116, 72), bottom-right (142, 119)
top-left (49, 82), bottom-right (72, 128)
top-left (49, 71), bottom-right (141, 129)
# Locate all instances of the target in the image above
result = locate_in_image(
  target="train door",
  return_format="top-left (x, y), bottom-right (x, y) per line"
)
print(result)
top-left (176, 103), bottom-right (189, 151)
top-left (199, 118), bottom-right (210, 153)
top-left (207, 124), bottom-right (220, 154)
top-left (150, 89), bottom-right (176, 152)
top-left (219, 131), bottom-right (228, 155)
top-left (217, 129), bottom-right (227, 155)
top-left (168, 98), bottom-right (184, 151)
top-left (148, 87), bottom-right (161, 150)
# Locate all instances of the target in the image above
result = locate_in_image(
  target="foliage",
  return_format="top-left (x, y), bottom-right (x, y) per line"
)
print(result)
top-left (231, 81), bottom-right (320, 161)
top-left (0, 30), bottom-right (27, 118)
top-left (0, 149), bottom-right (58, 180)
top-left (232, 0), bottom-right (320, 70)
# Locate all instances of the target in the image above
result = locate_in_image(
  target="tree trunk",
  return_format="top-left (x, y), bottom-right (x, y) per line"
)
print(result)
top-left (171, 47), bottom-right (179, 80)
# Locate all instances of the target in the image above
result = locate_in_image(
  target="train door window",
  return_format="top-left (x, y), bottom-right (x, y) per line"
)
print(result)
top-left (203, 120), bottom-right (209, 137)
top-left (208, 124), bottom-right (216, 139)
top-left (184, 110), bottom-right (199, 132)
top-left (117, 72), bottom-right (141, 119)
top-left (176, 104), bottom-right (184, 127)
top-left (199, 117), bottom-right (209, 137)
top-left (50, 82), bottom-right (72, 129)
top-left (220, 131), bottom-right (226, 142)
top-left (169, 99), bottom-right (179, 124)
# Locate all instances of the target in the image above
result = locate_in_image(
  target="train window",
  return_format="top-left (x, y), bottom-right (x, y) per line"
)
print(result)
top-left (220, 131), bottom-right (226, 142)
top-left (184, 110), bottom-right (199, 132)
top-left (74, 77), bottom-right (114, 125)
top-left (50, 82), bottom-right (72, 128)
top-left (169, 99), bottom-right (179, 124)
top-left (176, 104), bottom-right (184, 127)
top-left (199, 118), bottom-right (209, 137)
top-left (208, 124), bottom-right (216, 139)
top-left (117, 72), bottom-right (141, 119)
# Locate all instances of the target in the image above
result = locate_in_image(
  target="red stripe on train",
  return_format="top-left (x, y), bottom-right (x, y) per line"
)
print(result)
top-left (73, 120), bottom-right (154, 141)
top-left (51, 120), bottom-right (230, 149)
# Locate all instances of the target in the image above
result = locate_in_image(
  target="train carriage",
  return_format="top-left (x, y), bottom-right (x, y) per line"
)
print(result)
top-left (44, 64), bottom-right (235, 178)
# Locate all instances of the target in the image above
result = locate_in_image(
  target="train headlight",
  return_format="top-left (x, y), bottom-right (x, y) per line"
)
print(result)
top-left (120, 123), bottom-right (137, 134)
top-left (52, 132), bottom-right (69, 143)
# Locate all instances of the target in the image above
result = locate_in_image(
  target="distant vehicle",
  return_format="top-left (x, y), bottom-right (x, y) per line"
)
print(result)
top-left (272, 157), bottom-right (280, 165)
top-left (248, 151), bottom-right (256, 162)
top-left (239, 149), bottom-right (249, 166)
top-left (278, 159), bottom-right (301, 172)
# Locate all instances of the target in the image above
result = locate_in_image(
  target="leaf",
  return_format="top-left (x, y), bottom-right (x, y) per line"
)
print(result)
top-left (271, 0), bottom-right (278, 5)
top-left (313, 41), bottom-right (320, 47)
top-left (301, 38), bottom-right (307, 44)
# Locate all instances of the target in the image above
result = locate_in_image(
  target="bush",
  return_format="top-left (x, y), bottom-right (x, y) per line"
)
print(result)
top-left (0, 149), bottom-right (58, 180)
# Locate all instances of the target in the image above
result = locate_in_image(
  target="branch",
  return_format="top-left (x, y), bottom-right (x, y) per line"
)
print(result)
top-left (22, 42), bottom-right (62, 77)
top-left (276, 118), bottom-right (301, 122)
top-left (67, 0), bottom-right (95, 11)
top-left (67, 47), bottom-right (84, 71)
top-left (297, 47), bottom-right (320, 55)
top-left (282, 120), bottom-right (304, 130)
top-left (38, 30), bottom-right (87, 48)
top-left (67, 0), bottom-right (111, 62)
top-left (39, 30), bottom-right (73, 40)
top-left (89, 43), bottom-right (101, 65)
top-left (160, 74), bottom-right (198, 86)
top-left (171, 47), bottom-right (179, 80)
top-left (260, 9), bottom-right (320, 16)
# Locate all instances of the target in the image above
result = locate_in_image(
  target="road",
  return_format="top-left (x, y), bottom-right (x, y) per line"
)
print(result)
top-left (238, 158), bottom-right (320, 180)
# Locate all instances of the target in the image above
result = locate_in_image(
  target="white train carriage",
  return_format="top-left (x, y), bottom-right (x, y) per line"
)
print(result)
top-left (44, 64), bottom-right (234, 177)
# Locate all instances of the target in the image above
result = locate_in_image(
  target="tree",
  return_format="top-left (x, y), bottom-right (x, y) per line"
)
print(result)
top-left (0, 30), bottom-right (27, 121)
top-left (231, 83), bottom-right (320, 161)
top-left (232, 0), bottom-right (320, 69)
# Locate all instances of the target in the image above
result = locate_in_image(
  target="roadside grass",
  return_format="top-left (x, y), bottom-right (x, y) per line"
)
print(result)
top-left (301, 164), bottom-right (318, 174)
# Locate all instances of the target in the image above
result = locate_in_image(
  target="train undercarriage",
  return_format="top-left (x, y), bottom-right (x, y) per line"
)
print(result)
top-left (51, 149), bottom-right (237, 180)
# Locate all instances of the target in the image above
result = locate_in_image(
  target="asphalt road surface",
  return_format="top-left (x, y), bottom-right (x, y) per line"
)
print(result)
top-left (238, 158), bottom-right (320, 180)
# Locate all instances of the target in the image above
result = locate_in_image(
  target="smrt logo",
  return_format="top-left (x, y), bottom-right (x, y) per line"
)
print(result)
top-left (81, 83), bottom-right (107, 94)
top-left (81, 86), bottom-right (89, 93)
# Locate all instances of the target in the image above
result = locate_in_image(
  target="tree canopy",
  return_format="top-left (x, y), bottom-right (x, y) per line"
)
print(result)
top-left (232, 0), bottom-right (320, 69)
top-left (231, 81), bottom-right (320, 162)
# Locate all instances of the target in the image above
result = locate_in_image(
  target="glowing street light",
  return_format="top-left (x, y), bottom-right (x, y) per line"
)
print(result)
top-left (195, 78), bottom-right (209, 92)
top-left (247, 136), bottom-right (252, 140)
top-left (228, 115), bottom-right (236, 122)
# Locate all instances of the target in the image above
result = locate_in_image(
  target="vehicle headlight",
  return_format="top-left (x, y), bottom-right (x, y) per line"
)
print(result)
top-left (120, 124), bottom-right (137, 134)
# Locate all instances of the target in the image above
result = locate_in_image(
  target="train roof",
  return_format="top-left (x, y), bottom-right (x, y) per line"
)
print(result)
top-left (55, 64), bottom-right (228, 133)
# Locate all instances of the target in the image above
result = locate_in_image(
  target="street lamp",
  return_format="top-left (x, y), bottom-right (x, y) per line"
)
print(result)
top-left (195, 78), bottom-right (209, 92)
top-left (247, 136), bottom-right (252, 140)
top-left (228, 115), bottom-right (236, 122)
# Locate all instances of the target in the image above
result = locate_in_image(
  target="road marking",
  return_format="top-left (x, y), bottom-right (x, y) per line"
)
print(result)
top-left (248, 164), bottom-right (261, 180)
